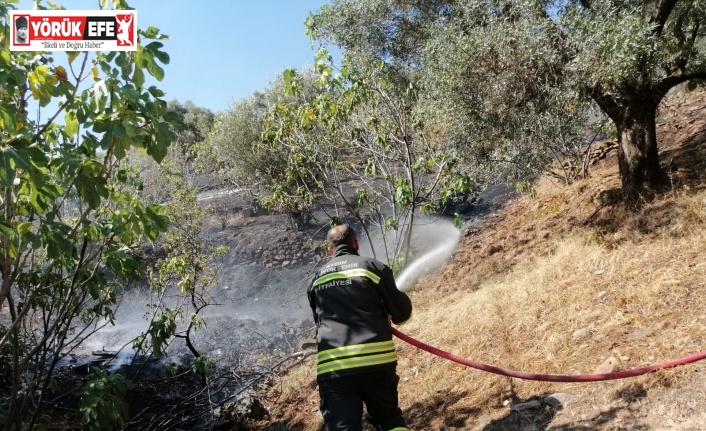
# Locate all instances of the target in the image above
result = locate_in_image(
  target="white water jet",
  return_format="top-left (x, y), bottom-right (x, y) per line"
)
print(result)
top-left (394, 218), bottom-right (461, 292)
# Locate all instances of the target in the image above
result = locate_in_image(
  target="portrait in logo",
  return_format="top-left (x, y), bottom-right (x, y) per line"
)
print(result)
top-left (14, 15), bottom-right (29, 45)
top-left (115, 13), bottom-right (134, 46)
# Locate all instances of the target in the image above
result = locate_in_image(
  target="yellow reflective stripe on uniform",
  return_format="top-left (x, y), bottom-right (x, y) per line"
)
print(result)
top-left (317, 351), bottom-right (398, 375)
top-left (388, 428), bottom-right (408, 431)
top-left (313, 268), bottom-right (381, 287)
top-left (317, 340), bottom-right (395, 363)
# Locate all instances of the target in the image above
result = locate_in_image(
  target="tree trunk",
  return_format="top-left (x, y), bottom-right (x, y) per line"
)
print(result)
top-left (615, 103), bottom-right (665, 206)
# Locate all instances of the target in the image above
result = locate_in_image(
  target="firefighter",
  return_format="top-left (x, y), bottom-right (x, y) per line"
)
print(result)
top-left (308, 224), bottom-right (413, 431)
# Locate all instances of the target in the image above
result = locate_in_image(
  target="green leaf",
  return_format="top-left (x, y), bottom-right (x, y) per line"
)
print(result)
top-left (4, 145), bottom-right (31, 171)
top-left (0, 103), bottom-right (15, 131)
top-left (11, 68), bottom-right (25, 87)
top-left (115, 51), bottom-right (127, 68)
top-left (75, 173), bottom-right (108, 210)
top-left (119, 84), bottom-right (141, 103)
top-left (42, 223), bottom-right (75, 260)
top-left (147, 86), bottom-right (165, 97)
top-left (143, 204), bottom-right (168, 240)
top-left (99, 126), bottom-right (114, 151)
top-left (420, 203), bottom-right (436, 215)
top-left (145, 41), bottom-right (169, 64)
top-left (105, 248), bottom-right (142, 281)
top-left (132, 65), bottom-right (145, 89)
top-left (394, 178), bottom-right (413, 206)
top-left (79, 159), bottom-right (104, 176)
top-left (153, 49), bottom-right (170, 65)
top-left (0, 221), bottom-right (13, 236)
top-left (67, 51), bottom-right (81, 64)
top-left (145, 58), bottom-right (164, 81)
top-left (148, 121), bottom-right (174, 163)
top-left (111, 122), bottom-right (129, 159)
top-left (383, 216), bottom-right (398, 232)
top-left (0, 50), bottom-right (11, 68)
top-left (0, 145), bottom-right (33, 187)
top-left (314, 46), bottom-right (331, 65)
top-left (17, 222), bottom-right (33, 235)
top-left (64, 112), bottom-right (79, 137)
top-left (0, 156), bottom-right (14, 187)
top-left (142, 26), bottom-right (163, 39)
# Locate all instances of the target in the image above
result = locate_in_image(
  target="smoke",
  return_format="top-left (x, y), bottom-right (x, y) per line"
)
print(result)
top-left (76, 264), bottom-right (313, 367)
top-left (74, 217), bottom-right (459, 367)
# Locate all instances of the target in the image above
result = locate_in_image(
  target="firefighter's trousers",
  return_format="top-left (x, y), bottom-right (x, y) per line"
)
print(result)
top-left (318, 369), bottom-right (408, 431)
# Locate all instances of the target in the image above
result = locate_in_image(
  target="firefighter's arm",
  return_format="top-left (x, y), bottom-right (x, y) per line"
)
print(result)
top-left (378, 265), bottom-right (412, 324)
top-left (307, 281), bottom-right (319, 326)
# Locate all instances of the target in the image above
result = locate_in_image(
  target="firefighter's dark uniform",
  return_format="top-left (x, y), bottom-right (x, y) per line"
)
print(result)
top-left (308, 243), bottom-right (413, 431)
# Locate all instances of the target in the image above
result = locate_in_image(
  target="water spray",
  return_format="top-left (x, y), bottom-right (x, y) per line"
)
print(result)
top-left (395, 218), bottom-right (461, 291)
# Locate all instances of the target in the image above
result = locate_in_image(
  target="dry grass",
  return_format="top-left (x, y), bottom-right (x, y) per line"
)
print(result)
top-left (399, 222), bottom-right (706, 418)
top-left (257, 88), bottom-right (706, 430)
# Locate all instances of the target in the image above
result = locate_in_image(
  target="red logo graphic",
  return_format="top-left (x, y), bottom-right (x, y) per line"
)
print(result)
top-left (115, 13), bottom-right (134, 46)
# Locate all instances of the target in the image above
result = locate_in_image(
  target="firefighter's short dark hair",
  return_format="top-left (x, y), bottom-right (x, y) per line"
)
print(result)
top-left (327, 224), bottom-right (357, 248)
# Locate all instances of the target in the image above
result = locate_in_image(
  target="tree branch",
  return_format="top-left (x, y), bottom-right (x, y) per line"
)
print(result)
top-left (31, 53), bottom-right (89, 144)
top-left (655, 72), bottom-right (706, 98)
top-left (588, 85), bottom-right (622, 125)
top-left (671, 19), bottom-right (702, 74)
top-left (652, 0), bottom-right (680, 36)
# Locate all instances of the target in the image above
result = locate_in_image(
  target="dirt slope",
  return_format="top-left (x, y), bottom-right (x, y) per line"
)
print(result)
top-left (251, 87), bottom-right (706, 431)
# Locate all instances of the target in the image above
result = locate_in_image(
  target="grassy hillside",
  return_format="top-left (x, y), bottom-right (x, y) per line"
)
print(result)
top-left (254, 88), bottom-right (706, 431)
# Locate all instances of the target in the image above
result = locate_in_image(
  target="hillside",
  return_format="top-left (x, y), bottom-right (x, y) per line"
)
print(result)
top-left (249, 87), bottom-right (706, 430)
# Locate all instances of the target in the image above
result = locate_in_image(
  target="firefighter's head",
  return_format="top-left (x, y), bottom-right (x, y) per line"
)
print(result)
top-left (327, 224), bottom-right (359, 254)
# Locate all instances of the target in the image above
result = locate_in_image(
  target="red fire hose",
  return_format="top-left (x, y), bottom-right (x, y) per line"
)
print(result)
top-left (390, 326), bottom-right (706, 382)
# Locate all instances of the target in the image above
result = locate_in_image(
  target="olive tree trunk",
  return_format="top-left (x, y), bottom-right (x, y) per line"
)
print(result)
top-left (615, 103), bottom-right (665, 205)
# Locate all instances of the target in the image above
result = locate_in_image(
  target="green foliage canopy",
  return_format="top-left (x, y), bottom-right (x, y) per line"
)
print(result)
top-left (0, 0), bottom-right (177, 428)
top-left (311, 0), bottom-right (706, 203)
top-left (200, 68), bottom-right (323, 200)
top-left (262, 49), bottom-right (472, 262)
